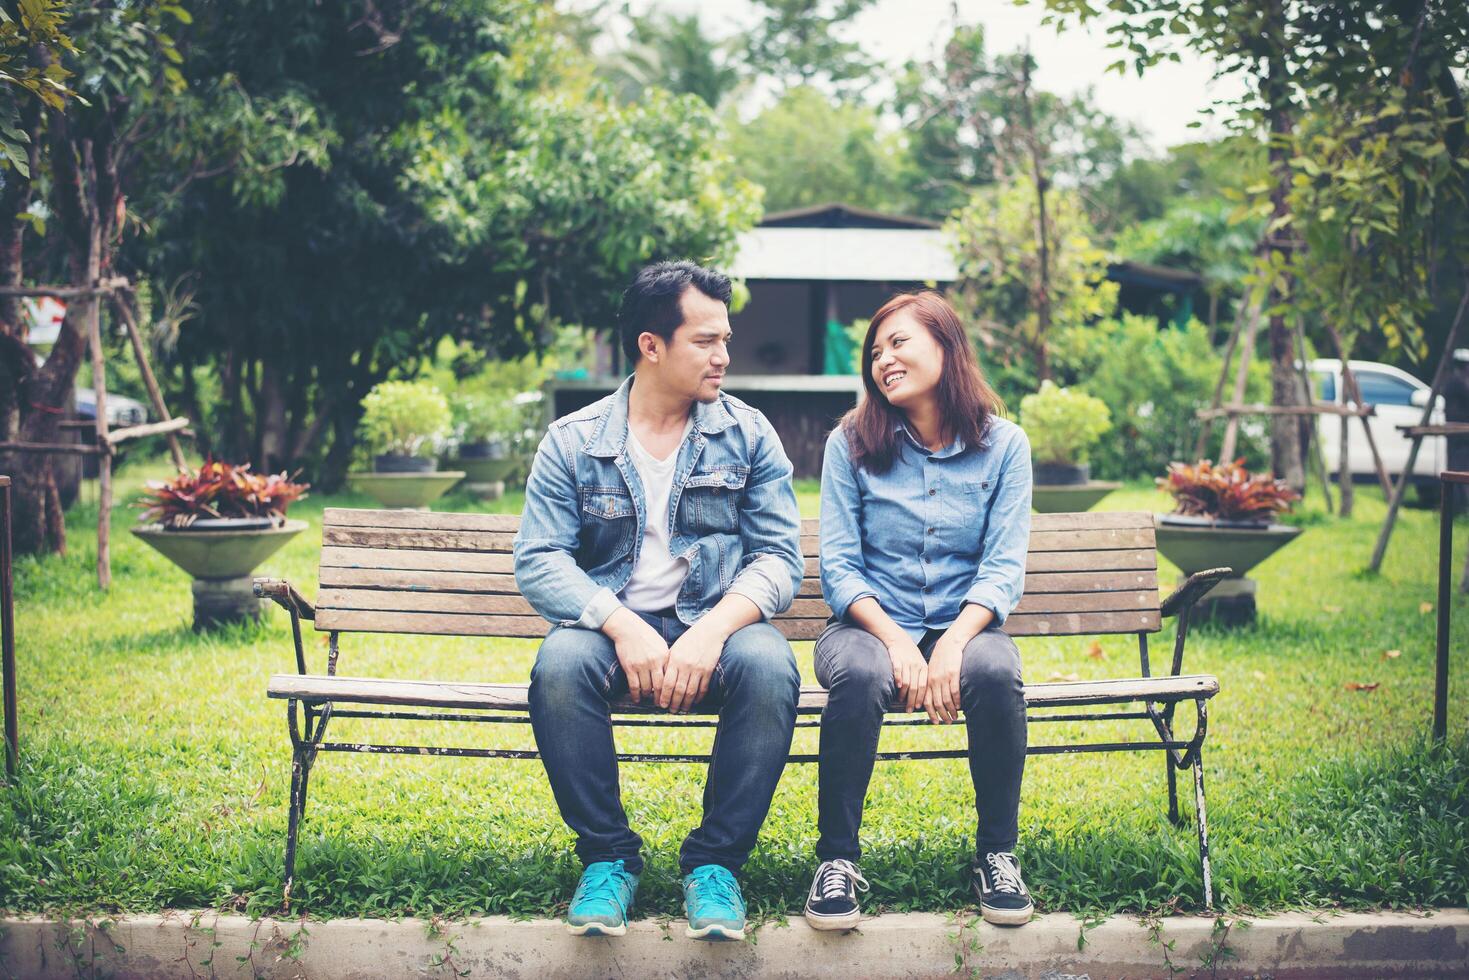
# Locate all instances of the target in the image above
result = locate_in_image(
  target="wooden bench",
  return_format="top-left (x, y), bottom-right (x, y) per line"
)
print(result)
top-left (258, 508), bottom-right (1229, 908)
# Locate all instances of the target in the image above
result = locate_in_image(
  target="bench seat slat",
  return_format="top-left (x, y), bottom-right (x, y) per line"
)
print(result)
top-left (314, 608), bottom-right (1161, 638)
top-left (325, 508), bottom-right (521, 532)
top-left (793, 511), bottom-right (1157, 535)
top-left (268, 672), bottom-right (1218, 712)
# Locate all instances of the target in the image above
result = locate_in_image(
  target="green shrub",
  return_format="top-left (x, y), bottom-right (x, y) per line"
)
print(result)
top-left (1050, 314), bottom-right (1270, 479)
top-left (356, 380), bottom-right (451, 457)
top-left (1018, 380), bottom-right (1112, 466)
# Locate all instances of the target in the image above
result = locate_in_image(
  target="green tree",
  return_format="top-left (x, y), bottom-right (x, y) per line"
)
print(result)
top-left (729, 85), bottom-right (913, 214)
top-left (598, 7), bottom-right (742, 108)
top-left (1032, 0), bottom-right (1469, 488)
top-left (948, 177), bottom-right (1118, 389)
top-left (0, 0), bottom-right (185, 557)
top-left (743, 0), bottom-right (876, 95)
top-left (137, 0), bottom-right (758, 486)
top-left (892, 23), bottom-right (1137, 221)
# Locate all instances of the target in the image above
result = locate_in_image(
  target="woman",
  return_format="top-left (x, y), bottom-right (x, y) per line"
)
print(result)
top-left (804, 291), bottom-right (1033, 931)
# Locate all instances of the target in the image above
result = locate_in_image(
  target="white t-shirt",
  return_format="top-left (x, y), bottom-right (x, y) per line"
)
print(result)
top-left (618, 423), bottom-right (692, 612)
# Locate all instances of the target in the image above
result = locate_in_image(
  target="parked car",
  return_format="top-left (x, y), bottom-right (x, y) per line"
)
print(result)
top-left (1308, 358), bottom-right (1445, 486)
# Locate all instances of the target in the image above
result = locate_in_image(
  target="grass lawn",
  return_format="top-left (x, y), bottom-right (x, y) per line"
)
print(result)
top-left (1, 461), bottom-right (1466, 922)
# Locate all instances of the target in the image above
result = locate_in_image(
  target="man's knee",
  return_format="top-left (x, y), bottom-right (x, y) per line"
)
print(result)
top-left (530, 627), bottom-right (616, 698)
top-left (959, 629), bottom-right (1023, 704)
top-left (720, 623), bottom-right (799, 701)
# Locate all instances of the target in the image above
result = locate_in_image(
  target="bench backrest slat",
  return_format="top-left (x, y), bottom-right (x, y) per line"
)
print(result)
top-left (312, 508), bottom-right (1161, 638)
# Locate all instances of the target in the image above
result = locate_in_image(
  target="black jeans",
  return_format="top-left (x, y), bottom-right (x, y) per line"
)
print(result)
top-left (813, 621), bottom-right (1027, 862)
top-left (528, 611), bottom-right (800, 876)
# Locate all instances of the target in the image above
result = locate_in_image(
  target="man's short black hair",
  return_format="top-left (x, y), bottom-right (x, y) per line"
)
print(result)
top-left (617, 260), bottom-right (733, 362)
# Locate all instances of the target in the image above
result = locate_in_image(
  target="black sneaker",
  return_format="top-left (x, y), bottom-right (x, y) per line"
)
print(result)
top-left (972, 851), bottom-right (1034, 925)
top-left (803, 858), bottom-right (869, 931)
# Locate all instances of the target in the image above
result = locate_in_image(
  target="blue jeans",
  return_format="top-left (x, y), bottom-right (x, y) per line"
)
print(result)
top-left (813, 622), bottom-right (1027, 862)
top-left (528, 611), bottom-right (800, 875)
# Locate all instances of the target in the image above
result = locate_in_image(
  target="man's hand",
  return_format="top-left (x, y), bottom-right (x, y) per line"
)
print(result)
top-left (923, 633), bottom-right (965, 725)
top-left (660, 618), bottom-right (726, 713)
top-left (603, 607), bottom-right (669, 704)
top-left (885, 637), bottom-right (929, 715)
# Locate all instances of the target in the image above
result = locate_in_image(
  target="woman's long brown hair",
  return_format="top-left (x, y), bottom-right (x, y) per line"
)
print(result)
top-left (841, 291), bottom-right (1003, 474)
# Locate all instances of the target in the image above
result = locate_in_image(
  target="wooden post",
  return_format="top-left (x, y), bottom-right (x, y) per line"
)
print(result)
top-left (111, 295), bottom-right (187, 471)
top-left (86, 287), bottom-right (111, 590)
top-left (1293, 319), bottom-right (1333, 513)
top-left (1195, 299), bottom-right (1249, 460)
top-left (1323, 323), bottom-right (1392, 497)
top-left (1, 475), bottom-right (15, 782)
top-left (1371, 285), bottom-right (1469, 572)
top-left (1220, 300), bottom-right (1262, 462)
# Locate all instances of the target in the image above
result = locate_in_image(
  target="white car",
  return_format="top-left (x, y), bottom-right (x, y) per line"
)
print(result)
top-left (1308, 358), bottom-right (1445, 484)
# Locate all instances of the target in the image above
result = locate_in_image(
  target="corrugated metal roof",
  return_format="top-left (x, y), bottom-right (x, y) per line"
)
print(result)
top-left (731, 226), bottom-right (959, 282)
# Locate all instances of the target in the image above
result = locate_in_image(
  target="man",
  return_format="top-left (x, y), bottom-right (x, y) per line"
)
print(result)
top-left (514, 260), bottom-right (803, 941)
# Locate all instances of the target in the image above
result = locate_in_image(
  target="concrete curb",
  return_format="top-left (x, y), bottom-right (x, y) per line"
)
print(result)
top-left (1, 909), bottom-right (1466, 979)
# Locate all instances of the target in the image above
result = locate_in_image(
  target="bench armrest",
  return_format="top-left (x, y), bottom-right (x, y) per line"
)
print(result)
top-left (1160, 567), bottom-right (1232, 618)
top-left (254, 578), bottom-right (316, 621)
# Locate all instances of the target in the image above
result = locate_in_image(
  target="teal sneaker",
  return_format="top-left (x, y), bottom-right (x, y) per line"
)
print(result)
top-left (681, 864), bottom-right (746, 941)
top-left (566, 860), bottom-right (639, 937)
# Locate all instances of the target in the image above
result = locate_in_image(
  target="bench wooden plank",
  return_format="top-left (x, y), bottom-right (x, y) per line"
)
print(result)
top-left (320, 547), bottom-right (515, 574)
top-left (794, 511), bottom-right (1157, 535)
top-left (319, 567), bottom-right (524, 593)
top-left (798, 572), bottom-right (1161, 599)
top-left (1025, 550), bottom-right (1155, 573)
top-left (319, 589), bottom-right (833, 619)
top-left (268, 672), bottom-right (1218, 712)
top-left (316, 607), bottom-right (1161, 638)
top-left (323, 527), bottom-right (518, 552)
top-left (325, 509), bottom-right (521, 532)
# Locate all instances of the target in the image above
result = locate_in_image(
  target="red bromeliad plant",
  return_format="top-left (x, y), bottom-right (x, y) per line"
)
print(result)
top-left (1157, 459), bottom-right (1300, 524)
top-left (138, 460), bottom-right (310, 528)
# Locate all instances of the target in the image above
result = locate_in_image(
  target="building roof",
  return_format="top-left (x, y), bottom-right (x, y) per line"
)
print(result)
top-left (759, 202), bottom-right (941, 230)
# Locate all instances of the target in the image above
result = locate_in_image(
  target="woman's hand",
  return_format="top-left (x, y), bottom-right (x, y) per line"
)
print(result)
top-left (884, 637), bottom-right (929, 714)
top-left (924, 634), bottom-right (965, 724)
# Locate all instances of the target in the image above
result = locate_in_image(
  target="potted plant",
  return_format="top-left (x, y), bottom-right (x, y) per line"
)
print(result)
top-left (131, 461), bottom-right (310, 629)
top-left (349, 380), bottom-right (464, 508)
top-left (1153, 458), bottom-right (1303, 625)
top-left (446, 392), bottom-right (518, 499)
top-left (1018, 380), bottom-right (1121, 512)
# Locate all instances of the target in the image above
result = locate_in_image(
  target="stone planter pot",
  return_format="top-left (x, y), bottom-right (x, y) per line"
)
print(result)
top-left (450, 440), bottom-right (514, 500)
top-left (131, 519), bottom-right (307, 629)
top-left (348, 471), bottom-right (465, 509)
top-left (1033, 461), bottom-right (1089, 486)
top-left (373, 453), bottom-right (436, 473)
top-left (1154, 513), bottom-right (1303, 626)
top-left (1031, 481), bottom-right (1121, 513)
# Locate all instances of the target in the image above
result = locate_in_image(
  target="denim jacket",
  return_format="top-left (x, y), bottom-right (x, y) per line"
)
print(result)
top-left (819, 416), bottom-right (1032, 641)
top-left (514, 376), bottom-right (804, 630)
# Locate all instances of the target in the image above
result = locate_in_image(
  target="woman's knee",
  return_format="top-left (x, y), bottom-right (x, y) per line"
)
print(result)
top-left (817, 626), bottom-right (896, 704)
top-left (959, 629), bottom-right (1023, 704)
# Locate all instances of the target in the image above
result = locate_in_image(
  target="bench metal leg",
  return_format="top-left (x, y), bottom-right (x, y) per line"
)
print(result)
top-left (1193, 746), bottom-right (1213, 911)
top-left (284, 744), bottom-right (307, 908)
top-left (1166, 752), bottom-right (1181, 825)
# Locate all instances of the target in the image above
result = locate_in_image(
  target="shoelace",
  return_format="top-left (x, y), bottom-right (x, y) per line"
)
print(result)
top-left (815, 859), bottom-right (870, 901)
top-left (985, 852), bottom-right (1025, 895)
top-left (687, 866), bottom-right (744, 914)
top-left (578, 860), bottom-right (632, 912)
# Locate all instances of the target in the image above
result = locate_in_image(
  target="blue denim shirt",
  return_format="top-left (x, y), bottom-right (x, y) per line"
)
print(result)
top-left (819, 416), bottom-right (1032, 640)
top-left (514, 376), bottom-right (804, 630)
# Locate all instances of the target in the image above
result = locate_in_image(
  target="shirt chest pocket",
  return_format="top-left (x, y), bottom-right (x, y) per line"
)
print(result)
top-left (941, 479), bottom-right (993, 551)
top-left (579, 487), bottom-right (637, 555)
top-left (676, 466), bottom-right (747, 535)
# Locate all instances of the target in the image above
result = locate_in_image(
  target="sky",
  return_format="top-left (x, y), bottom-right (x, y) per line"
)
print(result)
top-left (612, 0), bottom-right (1250, 154)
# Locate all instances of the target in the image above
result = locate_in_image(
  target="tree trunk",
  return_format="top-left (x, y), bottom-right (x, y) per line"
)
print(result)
top-left (1263, 1), bottom-right (1305, 489)
top-left (258, 359), bottom-right (288, 472)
